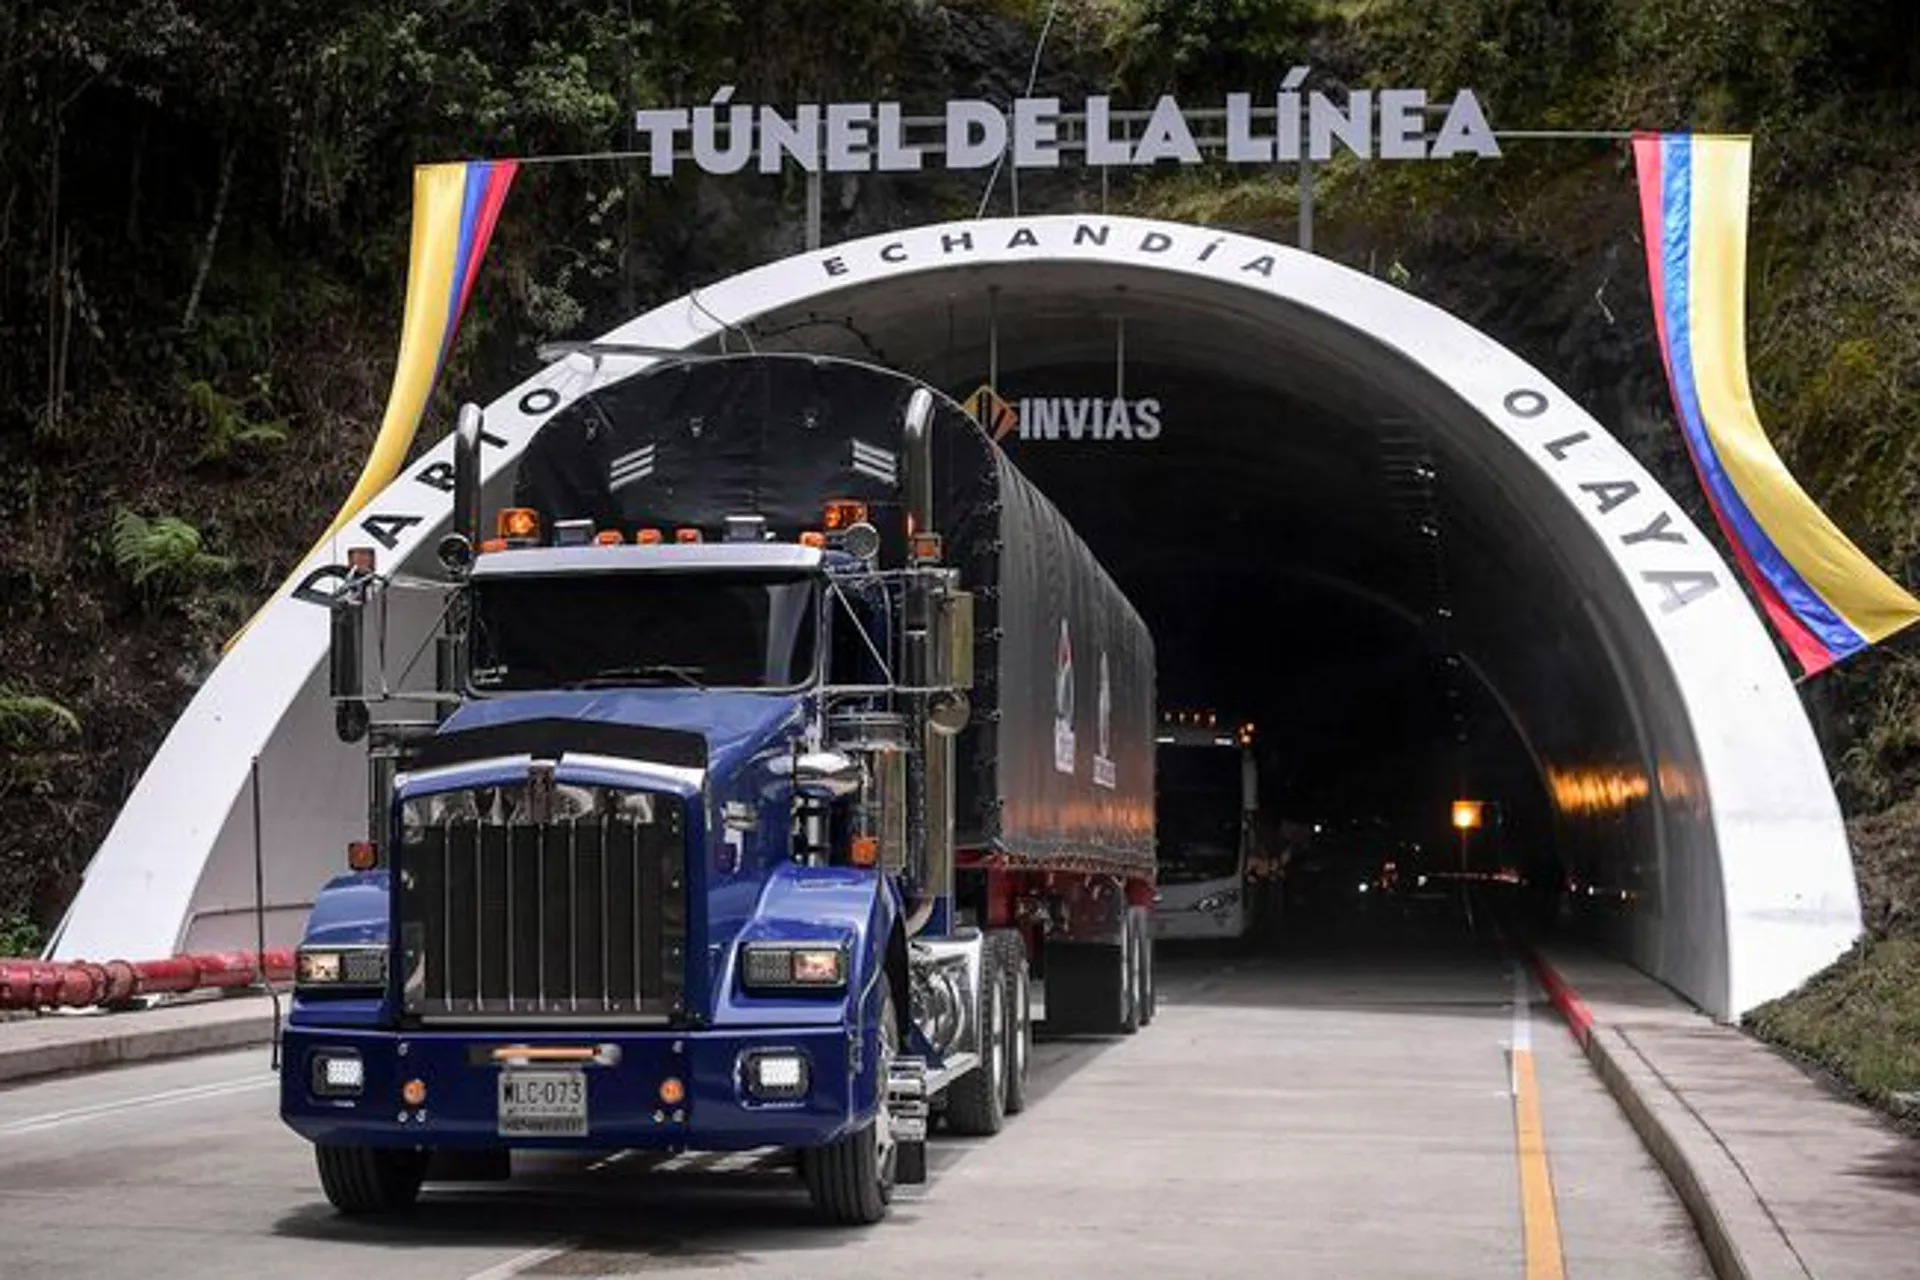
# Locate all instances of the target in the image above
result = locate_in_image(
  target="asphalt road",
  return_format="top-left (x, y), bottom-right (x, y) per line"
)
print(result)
top-left (0, 911), bottom-right (1708, 1279)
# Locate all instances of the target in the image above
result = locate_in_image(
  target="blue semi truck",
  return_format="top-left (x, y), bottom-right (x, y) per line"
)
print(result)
top-left (279, 353), bottom-right (1156, 1223)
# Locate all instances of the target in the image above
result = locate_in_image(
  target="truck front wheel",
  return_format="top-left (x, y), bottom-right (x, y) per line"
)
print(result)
top-left (315, 1144), bottom-right (427, 1215)
top-left (801, 984), bottom-right (899, 1224)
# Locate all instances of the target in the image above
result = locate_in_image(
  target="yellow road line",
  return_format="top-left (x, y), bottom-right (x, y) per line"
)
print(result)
top-left (1512, 1046), bottom-right (1566, 1280)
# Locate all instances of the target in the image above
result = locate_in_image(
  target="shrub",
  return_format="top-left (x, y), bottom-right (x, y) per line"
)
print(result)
top-left (110, 510), bottom-right (232, 603)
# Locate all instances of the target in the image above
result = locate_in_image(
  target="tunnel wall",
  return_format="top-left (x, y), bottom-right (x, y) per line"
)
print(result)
top-left (50, 216), bottom-right (1862, 1018)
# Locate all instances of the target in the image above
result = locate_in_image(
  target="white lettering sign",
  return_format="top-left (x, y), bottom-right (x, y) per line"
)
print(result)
top-left (634, 78), bottom-right (1499, 178)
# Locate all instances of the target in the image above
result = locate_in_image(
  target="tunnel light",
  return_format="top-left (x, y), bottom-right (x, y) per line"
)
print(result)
top-left (1451, 800), bottom-right (1484, 831)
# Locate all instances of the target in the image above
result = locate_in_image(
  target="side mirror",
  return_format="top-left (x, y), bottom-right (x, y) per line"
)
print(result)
top-left (329, 582), bottom-right (368, 743)
top-left (793, 750), bottom-right (862, 801)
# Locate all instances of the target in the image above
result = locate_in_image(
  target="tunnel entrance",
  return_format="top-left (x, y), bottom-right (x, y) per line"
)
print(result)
top-left (52, 215), bottom-right (1859, 1020)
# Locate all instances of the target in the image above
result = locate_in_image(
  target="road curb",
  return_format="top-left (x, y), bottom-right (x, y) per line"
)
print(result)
top-left (1520, 948), bottom-right (1806, 1280)
top-left (0, 995), bottom-right (278, 1086)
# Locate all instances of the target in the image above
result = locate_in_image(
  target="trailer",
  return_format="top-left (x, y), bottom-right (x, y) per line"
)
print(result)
top-left (278, 352), bottom-right (1155, 1223)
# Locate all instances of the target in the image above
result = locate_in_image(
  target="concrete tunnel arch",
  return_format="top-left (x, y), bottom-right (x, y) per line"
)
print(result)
top-left (49, 214), bottom-right (1861, 1020)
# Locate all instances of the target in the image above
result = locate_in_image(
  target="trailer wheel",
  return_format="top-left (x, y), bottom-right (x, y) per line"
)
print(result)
top-left (802, 984), bottom-right (898, 1224)
top-left (943, 941), bottom-right (1008, 1135)
top-left (315, 1144), bottom-right (428, 1215)
top-left (1121, 909), bottom-right (1152, 1028)
top-left (994, 931), bottom-right (1032, 1115)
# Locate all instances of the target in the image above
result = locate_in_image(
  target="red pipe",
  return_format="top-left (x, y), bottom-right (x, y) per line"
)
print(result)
top-left (0, 949), bottom-right (294, 1010)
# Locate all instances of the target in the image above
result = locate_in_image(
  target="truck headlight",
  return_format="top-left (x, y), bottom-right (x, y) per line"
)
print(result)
top-left (296, 945), bottom-right (388, 991)
top-left (740, 943), bottom-right (846, 991)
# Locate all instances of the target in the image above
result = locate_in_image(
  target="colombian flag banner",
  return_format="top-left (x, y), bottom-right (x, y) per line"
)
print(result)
top-left (312, 159), bottom-right (519, 549)
top-left (1634, 134), bottom-right (1920, 675)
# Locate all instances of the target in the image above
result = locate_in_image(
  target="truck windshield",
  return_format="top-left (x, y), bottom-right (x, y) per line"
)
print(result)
top-left (1157, 745), bottom-right (1243, 884)
top-left (468, 571), bottom-right (818, 691)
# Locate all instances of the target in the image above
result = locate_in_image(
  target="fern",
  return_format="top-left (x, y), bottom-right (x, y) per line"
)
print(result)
top-left (185, 378), bottom-right (289, 464)
top-left (111, 510), bottom-right (232, 599)
top-left (0, 688), bottom-right (80, 749)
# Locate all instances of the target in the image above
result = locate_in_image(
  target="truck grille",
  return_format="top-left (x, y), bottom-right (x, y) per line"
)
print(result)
top-left (396, 783), bottom-right (687, 1022)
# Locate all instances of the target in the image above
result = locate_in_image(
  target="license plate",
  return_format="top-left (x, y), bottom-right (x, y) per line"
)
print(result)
top-left (497, 1069), bottom-right (588, 1137)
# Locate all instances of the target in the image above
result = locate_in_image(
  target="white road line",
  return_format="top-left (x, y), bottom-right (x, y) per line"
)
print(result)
top-left (0, 1076), bottom-right (275, 1136)
top-left (461, 1238), bottom-right (580, 1280)
top-left (1511, 965), bottom-right (1534, 1093)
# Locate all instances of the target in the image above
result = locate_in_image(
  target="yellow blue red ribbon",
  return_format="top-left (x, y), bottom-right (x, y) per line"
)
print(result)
top-left (1634, 133), bottom-right (1919, 674)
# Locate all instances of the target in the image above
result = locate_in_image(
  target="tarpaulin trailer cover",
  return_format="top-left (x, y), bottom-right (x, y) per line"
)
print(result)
top-left (514, 353), bottom-right (1155, 875)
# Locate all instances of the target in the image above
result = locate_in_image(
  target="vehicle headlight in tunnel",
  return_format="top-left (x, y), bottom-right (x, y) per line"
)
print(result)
top-left (740, 942), bottom-right (847, 991)
top-left (1191, 889), bottom-right (1240, 914)
top-left (296, 945), bottom-right (388, 992)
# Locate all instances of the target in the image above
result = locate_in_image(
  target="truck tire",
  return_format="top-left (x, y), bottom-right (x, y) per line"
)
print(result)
top-left (315, 1144), bottom-right (428, 1215)
top-left (1121, 909), bottom-right (1152, 1028)
top-left (802, 984), bottom-right (899, 1224)
top-left (993, 931), bottom-right (1032, 1115)
top-left (943, 941), bottom-right (1008, 1135)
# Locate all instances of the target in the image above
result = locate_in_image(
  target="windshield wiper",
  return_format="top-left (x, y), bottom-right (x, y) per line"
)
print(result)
top-left (573, 664), bottom-right (709, 691)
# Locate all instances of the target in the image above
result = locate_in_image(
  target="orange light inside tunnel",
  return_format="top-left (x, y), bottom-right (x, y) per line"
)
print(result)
top-left (1451, 800), bottom-right (1485, 831)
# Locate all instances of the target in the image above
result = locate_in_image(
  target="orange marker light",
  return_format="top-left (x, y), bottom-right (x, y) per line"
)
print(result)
top-left (850, 835), bottom-right (880, 868)
top-left (798, 530), bottom-right (827, 549)
top-left (346, 840), bottom-right (378, 872)
top-left (822, 500), bottom-right (868, 532)
top-left (479, 537), bottom-right (509, 554)
top-left (675, 527), bottom-right (703, 544)
top-left (658, 1077), bottom-right (686, 1107)
top-left (401, 1079), bottom-right (428, 1108)
top-left (635, 528), bottom-right (663, 545)
top-left (910, 532), bottom-right (943, 563)
top-left (594, 530), bottom-right (624, 546)
top-left (496, 508), bottom-right (541, 542)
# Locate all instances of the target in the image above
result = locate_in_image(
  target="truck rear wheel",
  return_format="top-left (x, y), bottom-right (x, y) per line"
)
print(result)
top-left (315, 1144), bottom-right (428, 1215)
top-left (801, 984), bottom-right (898, 1224)
top-left (943, 941), bottom-right (1008, 1135)
top-left (1136, 908), bottom-right (1157, 1026)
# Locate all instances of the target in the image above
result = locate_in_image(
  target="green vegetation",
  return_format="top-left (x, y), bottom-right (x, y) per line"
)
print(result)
top-left (1748, 937), bottom-right (1920, 1110)
top-left (0, 914), bottom-right (41, 960)
top-left (0, 691), bottom-right (80, 750)
top-left (110, 511), bottom-right (232, 602)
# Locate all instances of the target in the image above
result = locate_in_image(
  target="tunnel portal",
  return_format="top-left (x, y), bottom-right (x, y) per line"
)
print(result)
top-left (52, 216), bottom-right (1861, 1019)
